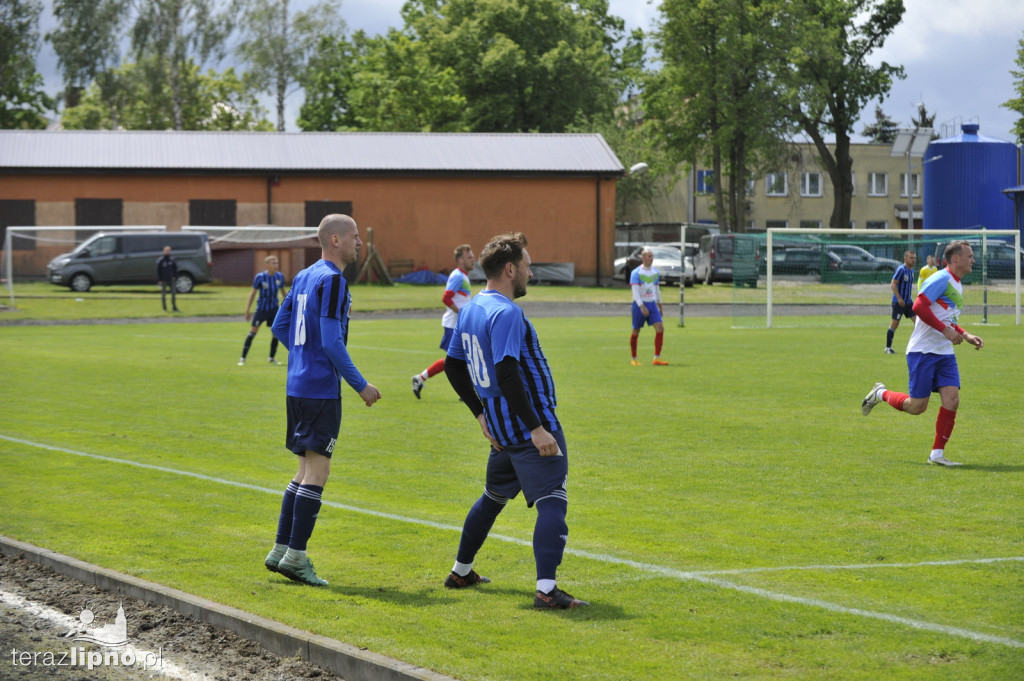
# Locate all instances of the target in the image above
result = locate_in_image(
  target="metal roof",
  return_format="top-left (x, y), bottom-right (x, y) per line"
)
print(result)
top-left (0, 130), bottom-right (624, 176)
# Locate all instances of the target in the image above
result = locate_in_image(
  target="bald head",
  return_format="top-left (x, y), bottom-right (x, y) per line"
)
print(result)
top-left (318, 214), bottom-right (356, 249)
top-left (317, 213), bottom-right (362, 267)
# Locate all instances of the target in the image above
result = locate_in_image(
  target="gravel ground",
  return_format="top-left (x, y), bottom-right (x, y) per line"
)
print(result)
top-left (0, 553), bottom-right (344, 681)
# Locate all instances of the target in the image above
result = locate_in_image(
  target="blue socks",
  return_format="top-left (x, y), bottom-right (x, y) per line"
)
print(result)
top-left (274, 481), bottom-right (299, 546)
top-left (455, 492), bottom-right (507, 564)
top-left (287, 484), bottom-right (323, 552)
top-left (533, 497), bottom-right (568, 581)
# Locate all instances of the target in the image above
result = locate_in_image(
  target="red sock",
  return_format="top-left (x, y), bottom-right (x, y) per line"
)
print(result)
top-left (933, 407), bottom-right (957, 450)
top-left (630, 334), bottom-right (638, 359)
top-left (882, 390), bottom-right (909, 411)
top-left (655, 332), bottom-right (664, 356)
top-left (425, 358), bottom-right (446, 378)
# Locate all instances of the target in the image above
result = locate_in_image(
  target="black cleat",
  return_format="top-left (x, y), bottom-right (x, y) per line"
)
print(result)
top-left (444, 570), bottom-right (490, 589)
top-left (534, 587), bottom-right (589, 609)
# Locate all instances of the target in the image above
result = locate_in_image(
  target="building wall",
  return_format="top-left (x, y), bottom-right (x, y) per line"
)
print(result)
top-left (622, 142), bottom-right (924, 231)
top-left (2, 173), bottom-right (618, 283)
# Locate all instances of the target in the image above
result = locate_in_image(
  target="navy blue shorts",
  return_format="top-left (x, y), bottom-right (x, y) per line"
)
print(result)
top-left (891, 301), bottom-right (915, 321)
top-left (632, 302), bottom-right (662, 329)
top-left (485, 429), bottom-right (568, 507)
top-left (439, 326), bottom-right (455, 352)
top-left (907, 352), bottom-right (960, 399)
top-left (252, 307), bottom-right (278, 328)
top-left (285, 396), bottom-right (341, 458)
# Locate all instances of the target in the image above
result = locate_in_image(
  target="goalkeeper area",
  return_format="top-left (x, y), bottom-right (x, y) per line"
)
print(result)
top-left (704, 228), bottom-right (1022, 328)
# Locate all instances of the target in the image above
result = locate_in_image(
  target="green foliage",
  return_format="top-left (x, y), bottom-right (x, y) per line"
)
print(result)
top-left (61, 58), bottom-right (272, 130)
top-left (860, 104), bottom-right (898, 144)
top-left (46, 0), bottom-right (127, 103)
top-left (1, 311), bottom-right (1022, 680)
top-left (1001, 32), bottom-right (1024, 145)
top-left (0, 0), bottom-right (55, 128)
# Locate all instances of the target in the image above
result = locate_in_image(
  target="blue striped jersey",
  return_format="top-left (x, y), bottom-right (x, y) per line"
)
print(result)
top-left (253, 270), bottom-right (286, 312)
top-left (447, 289), bottom-right (559, 446)
top-left (891, 263), bottom-right (914, 304)
top-left (276, 260), bottom-right (353, 399)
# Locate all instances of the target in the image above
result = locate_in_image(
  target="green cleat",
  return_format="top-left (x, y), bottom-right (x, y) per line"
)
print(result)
top-left (277, 555), bottom-right (329, 587)
top-left (264, 548), bottom-right (285, 574)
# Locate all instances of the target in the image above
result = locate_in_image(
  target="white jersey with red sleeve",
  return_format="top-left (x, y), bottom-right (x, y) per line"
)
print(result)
top-left (441, 267), bottom-right (472, 329)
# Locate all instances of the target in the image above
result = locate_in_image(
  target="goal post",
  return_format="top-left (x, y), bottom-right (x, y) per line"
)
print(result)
top-left (2, 225), bottom-right (166, 309)
top-left (765, 228), bottom-right (1021, 328)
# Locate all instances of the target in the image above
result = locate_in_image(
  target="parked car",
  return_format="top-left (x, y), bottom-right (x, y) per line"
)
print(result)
top-left (934, 240), bottom-right (1024, 279)
top-left (47, 231), bottom-right (212, 293)
top-left (613, 244), bottom-right (693, 286)
top-left (762, 247), bottom-right (844, 277)
top-left (694, 234), bottom-right (762, 285)
top-left (825, 244), bottom-right (900, 272)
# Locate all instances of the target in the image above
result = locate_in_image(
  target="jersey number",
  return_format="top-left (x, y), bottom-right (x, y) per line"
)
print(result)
top-left (461, 333), bottom-right (491, 388)
top-left (294, 294), bottom-right (308, 346)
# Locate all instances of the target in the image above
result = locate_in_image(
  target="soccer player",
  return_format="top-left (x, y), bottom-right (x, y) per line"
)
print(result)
top-left (238, 255), bottom-right (287, 366)
top-left (629, 248), bottom-right (668, 366)
top-left (411, 244), bottom-right (475, 398)
top-left (862, 241), bottom-right (984, 466)
top-left (443, 232), bottom-right (589, 610)
top-left (917, 254), bottom-right (938, 291)
top-left (264, 214), bottom-right (382, 586)
top-left (156, 246), bottom-right (179, 312)
top-left (885, 250), bottom-right (917, 354)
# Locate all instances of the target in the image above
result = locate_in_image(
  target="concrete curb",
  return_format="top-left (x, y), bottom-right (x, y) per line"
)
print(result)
top-left (0, 536), bottom-right (458, 681)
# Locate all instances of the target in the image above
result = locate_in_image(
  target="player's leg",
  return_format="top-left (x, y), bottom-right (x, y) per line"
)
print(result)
top-left (862, 352), bottom-right (931, 415)
top-left (630, 304), bottom-right (644, 365)
top-left (928, 358), bottom-right (962, 466)
top-left (413, 329), bottom-right (455, 398)
top-left (886, 303), bottom-right (901, 353)
top-left (160, 281), bottom-right (168, 311)
top-left (267, 316), bottom-right (281, 364)
top-left (445, 446), bottom-right (515, 588)
top-left (652, 318), bottom-right (667, 365)
top-left (239, 323), bottom-right (259, 365)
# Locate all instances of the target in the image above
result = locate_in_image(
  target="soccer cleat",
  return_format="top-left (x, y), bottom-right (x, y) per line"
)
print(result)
top-left (411, 374), bottom-right (425, 399)
top-left (268, 357), bottom-right (282, 365)
top-left (928, 455), bottom-right (963, 467)
top-left (861, 382), bottom-right (885, 415)
top-left (884, 347), bottom-right (895, 354)
top-left (652, 358), bottom-right (669, 366)
top-left (630, 360), bottom-right (642, 366)
top-left (237, 358), bottom-right (246, 366)
top-left (276, 555), bottom-right (329, 587)
top-left (534, 587), bottom-right (590, 610)
top-left (444, 570), bottom-right (490, 589)
top-left (264, 549), bottom-right (285, 574)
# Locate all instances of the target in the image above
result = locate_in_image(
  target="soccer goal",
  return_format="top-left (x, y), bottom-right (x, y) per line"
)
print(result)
top-left (762, 228), bottom-right (1021, 328)
top-left (2, 225), bottom-right (165, 309)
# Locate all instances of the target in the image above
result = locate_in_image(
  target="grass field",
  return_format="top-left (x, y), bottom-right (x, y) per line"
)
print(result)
top-left (1, 285), bottom-right (1022, 680)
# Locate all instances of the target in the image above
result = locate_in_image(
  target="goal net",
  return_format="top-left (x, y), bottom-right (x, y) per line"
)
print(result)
top-left (2, 225), bottom-right (165, 309)
top-left (725, 228), bottom-right (1020, 328)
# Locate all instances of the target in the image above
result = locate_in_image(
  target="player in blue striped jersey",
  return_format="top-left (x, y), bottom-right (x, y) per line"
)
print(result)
top-left (443, 232), bottom-right (588, 609)
top-left (263, 214), bottom-right (382, 587)
top-left (886, 250), bottom-right (917, 354)
top-left (238, 255), bottom-right (287, 366)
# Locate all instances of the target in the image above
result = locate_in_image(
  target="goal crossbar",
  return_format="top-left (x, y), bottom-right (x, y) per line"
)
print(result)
top-left (765, 228), bottom-right (1021, 328)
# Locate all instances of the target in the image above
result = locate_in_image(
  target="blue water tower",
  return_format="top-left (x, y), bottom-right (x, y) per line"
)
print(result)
top-left (923, 123), bottom-right (1017, 231)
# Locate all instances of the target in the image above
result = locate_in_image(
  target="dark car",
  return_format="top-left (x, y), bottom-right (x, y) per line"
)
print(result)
top-left (934, 240), bottom-right (1024, 279)
top-left (763, 247), bottom-right (844, 277)
top-left (826, 245), bottom-right (900, 272)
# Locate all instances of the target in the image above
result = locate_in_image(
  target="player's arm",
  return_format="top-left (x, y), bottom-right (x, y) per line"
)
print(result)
top-left (441, 289), bottom-right (460, 314)
top-left (244, 287), bottom-right (258, 320)
top-left (322, 316), bottom-right (380, 405)
top-left (890, 272), bottom-right (902, 304)
top-left (495, 357), bottom-right (558, 456)
top-left (271, 292), bottom-right (293, 347)
top-left (912, 295), bottom-right (964, 344)
top-left (444, 355), bottom-right (501, 449)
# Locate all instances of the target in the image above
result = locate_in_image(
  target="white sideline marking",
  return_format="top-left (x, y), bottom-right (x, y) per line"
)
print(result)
top-left (2, 434), bottom-right (1022, 649)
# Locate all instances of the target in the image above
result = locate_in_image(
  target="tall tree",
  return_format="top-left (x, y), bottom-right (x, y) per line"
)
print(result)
top-left (646, 0), bottom-right (792, 231)
top-left (130, 0), bottom-right (235, 130)
top-left (236, 0), bottom-right (345, 131)
top-left (46, 0), bottom-right (127, 108)
top-left (860, 104), bottom-right (898, 143)
top-left (1000, 32), bottom-right (1024, 145)
top-left (782, 0), bottom-right (905, 229)
top-left (0, 0), bottom-right (54, 128)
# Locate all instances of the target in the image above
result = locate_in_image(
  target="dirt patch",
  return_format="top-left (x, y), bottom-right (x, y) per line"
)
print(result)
top-left (0, 552), bottom-right (344, 680)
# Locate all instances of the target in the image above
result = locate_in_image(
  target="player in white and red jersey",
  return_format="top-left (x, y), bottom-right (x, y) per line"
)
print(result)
top-left (412, 244), bottom-right (475, 398)
top-left (861, 241), bottom-right (985, 466)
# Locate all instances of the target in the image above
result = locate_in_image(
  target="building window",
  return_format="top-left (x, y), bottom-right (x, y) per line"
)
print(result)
top-left (305, 201), bottom-right (353, 228)
top-left (800, 220), bottom-right (822, 229)
top-left (745, 177), bottom-right (755, 197)
top-left (800, 172), bottom-right (823, 197)
top-left (867, 173), bottom-right (887, 197)
top-left (765, 173), bottom-right (787, 197)
top-left (866, 220), bottom-right (888, 230)
top-left (190, 199), bottom-right (237, 226)
top-left (696, 170), bottom-right (715, 195)
top-left (75, 198), bottom-right (123, 242)
top-left (765, 219), bottom-right (788, 229)
top-left (900, 173), bottom-right (921, 198)
top-left (0, 199), bottom-right (36, 251)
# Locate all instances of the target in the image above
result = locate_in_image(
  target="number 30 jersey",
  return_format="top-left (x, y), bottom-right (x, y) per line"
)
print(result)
top-left (447, 289), bottom-right (560, 446)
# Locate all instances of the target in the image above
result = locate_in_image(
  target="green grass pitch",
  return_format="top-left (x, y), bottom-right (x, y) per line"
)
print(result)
top-left (1, 299), bottom-right (1022, 680)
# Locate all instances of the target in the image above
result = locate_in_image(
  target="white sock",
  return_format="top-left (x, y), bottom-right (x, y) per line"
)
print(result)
top-left (269, 543), bottom-right (287, 557)
top-left (536, 579), bottom-right (556, 594)
top-left (420, 370), bottom-right (429, 380)
top-left (452, 561), bottom-right (474, 577)
top-left (283, 548), bottom-right (306, 563)
top-left (929, 449), bottom-right (944, 461)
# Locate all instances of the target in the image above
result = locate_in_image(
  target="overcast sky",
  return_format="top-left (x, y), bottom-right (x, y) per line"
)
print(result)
top-left (35, 0), bottom-right (1024, 143)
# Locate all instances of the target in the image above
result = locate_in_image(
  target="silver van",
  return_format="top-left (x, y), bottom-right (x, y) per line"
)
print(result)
top-left (47, 231), bottom-right (212, 293)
